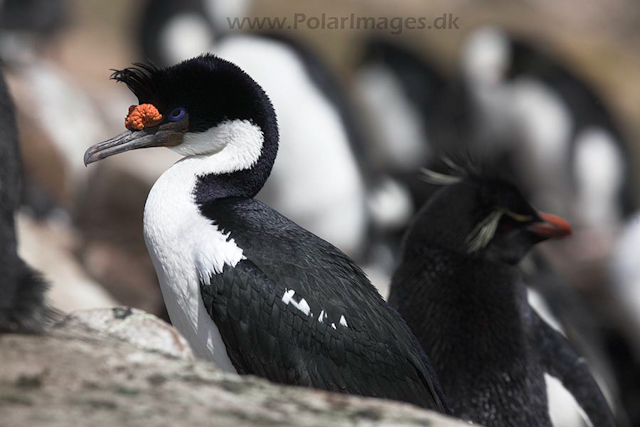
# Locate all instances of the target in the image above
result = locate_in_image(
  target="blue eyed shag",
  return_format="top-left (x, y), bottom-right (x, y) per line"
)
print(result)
top-left (388, 167), bottom-right (615, 426)
top-left (138, 0), bottom-right (374, 260)
top-left (83, 54), bottom-right (449, 411)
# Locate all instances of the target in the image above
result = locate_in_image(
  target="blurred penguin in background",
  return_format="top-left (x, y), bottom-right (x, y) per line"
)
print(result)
top-left (609, 212), bottom-right (640, 423)
top-left (353, 37), bottom-right (447, 218)
top-left (0, 0), bottom-right (107, 219)
top-left (0, 0), bottom-right (68, 63)
top-left (450, 26), bottom-right (639, 424)
top-left (455, 26), bottom-right (635, 238)
top-left (350, 25), bottom-right (636, 421)
top-left (0, 69), bottom-right (54, 333)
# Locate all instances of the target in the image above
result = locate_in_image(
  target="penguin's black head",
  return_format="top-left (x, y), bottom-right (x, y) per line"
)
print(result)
top-left (407, 168), bottom-right (571, 265)
top-left (84, 54), bottom-right (278, 184)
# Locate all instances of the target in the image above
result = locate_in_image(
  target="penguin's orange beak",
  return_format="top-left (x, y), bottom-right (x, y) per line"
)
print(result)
top-left (529, 212), bottom-right (572, 239)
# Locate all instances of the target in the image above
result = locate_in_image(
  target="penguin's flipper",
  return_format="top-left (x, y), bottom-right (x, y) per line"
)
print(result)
top-left (532, 312), bottom-right (616, 427)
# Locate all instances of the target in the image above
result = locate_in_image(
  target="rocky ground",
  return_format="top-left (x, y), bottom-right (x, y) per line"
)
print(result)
top-left (0, 308), bottom-right (469, 427)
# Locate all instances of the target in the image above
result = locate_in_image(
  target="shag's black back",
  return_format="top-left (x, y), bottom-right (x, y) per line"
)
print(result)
top-left (198, 197), bottom-right (449, 412)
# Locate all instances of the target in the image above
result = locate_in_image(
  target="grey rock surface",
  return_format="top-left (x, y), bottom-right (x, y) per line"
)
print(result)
top-left (0, 309), bottom-right (470, 427)
top-left (62, 307), bottom-right (193, 359)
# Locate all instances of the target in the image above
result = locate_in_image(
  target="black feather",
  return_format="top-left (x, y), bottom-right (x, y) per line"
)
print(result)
top-left (0, 69), bottom-right (55, 334)
top-left (198, 197), bottom-right (450, 412)
top-left (110, 62), bottom-right (160, 105)
top-left (389, 168), bottom-right (615, 426)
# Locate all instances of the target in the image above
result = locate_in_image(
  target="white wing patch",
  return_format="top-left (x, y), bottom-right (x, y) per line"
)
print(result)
top-left (281, 290), bottom-right (348, 328)
top-left (282, 289), bottom-right (295, 305)
top-left (281, 289), bottom-right (311, 316)
top-left (339, 315), bottom-right (348, 327)
top-left (194, 225), bottom-right (246, 281)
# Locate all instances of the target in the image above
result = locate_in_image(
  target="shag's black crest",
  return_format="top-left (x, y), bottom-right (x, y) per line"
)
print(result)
top-left (110, 62), bottom-right (160, 104)
top-left (108, 54), bottom-right (277, 137)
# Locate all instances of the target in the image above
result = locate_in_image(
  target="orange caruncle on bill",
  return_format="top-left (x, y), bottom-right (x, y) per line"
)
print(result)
top-left (125, 103), bottom-right (163, 130)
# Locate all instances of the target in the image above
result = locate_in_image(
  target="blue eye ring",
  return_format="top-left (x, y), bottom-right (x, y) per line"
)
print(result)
top-left (169, 107), bottom-right (186, 122)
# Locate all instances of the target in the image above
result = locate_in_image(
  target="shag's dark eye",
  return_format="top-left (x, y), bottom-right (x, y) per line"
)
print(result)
top-left (169, 107), bottom-right (186, 122)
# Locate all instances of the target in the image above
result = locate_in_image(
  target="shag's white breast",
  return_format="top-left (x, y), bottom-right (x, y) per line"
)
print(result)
top-left (143, 155), bottom-right (251, 373)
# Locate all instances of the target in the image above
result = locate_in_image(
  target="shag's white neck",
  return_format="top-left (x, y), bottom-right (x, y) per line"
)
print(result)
top-left (170, 119), bottom-right (264, 175)
top-left (141, 119), bottom-right (263, 371)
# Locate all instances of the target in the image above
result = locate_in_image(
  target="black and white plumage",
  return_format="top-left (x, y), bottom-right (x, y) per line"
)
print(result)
top-left (0, 0), bottom-right (68, 65)
top-left (457, 28), bottom-right (637, 423)
top-left (351, 38), bottom-right (450, 271)
top-left (523, 254), bottom-right (620, 406)
top-left (83, 55), bottom-right (449, 411)
top-left (198, 198), bottom-right (443, 402)
top-left (0, 69), bottom-right (53, 333)
top-left (137, 0), bottom-right (375, 260)
top-left (353, 37), bottom-right (447, 179)
top-left (457, 26), bottom-right (635, 227)
top-left (388, 167), bottom-right (614, 426)
top-left (353, 38), bottom-right (451, 218)
top-left (611, 213), bottom-right (640, 356)
top-left (139, 0), bottom-right (216, 67)
top-left (608, 212), bottom-right (640, 424)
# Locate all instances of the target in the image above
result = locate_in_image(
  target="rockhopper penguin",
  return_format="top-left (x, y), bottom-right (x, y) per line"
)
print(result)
top-left (83, 55), bottom-right (449, 411)
top-left (388, 167), bottom-right (614, 426)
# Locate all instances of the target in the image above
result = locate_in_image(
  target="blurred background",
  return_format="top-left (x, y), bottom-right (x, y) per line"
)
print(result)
top-left (2, 0), bottom-right (640, 424)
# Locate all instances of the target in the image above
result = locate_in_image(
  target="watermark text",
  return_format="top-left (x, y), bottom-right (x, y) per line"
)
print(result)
top-left (226, 13), bottom-right (460, 35)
